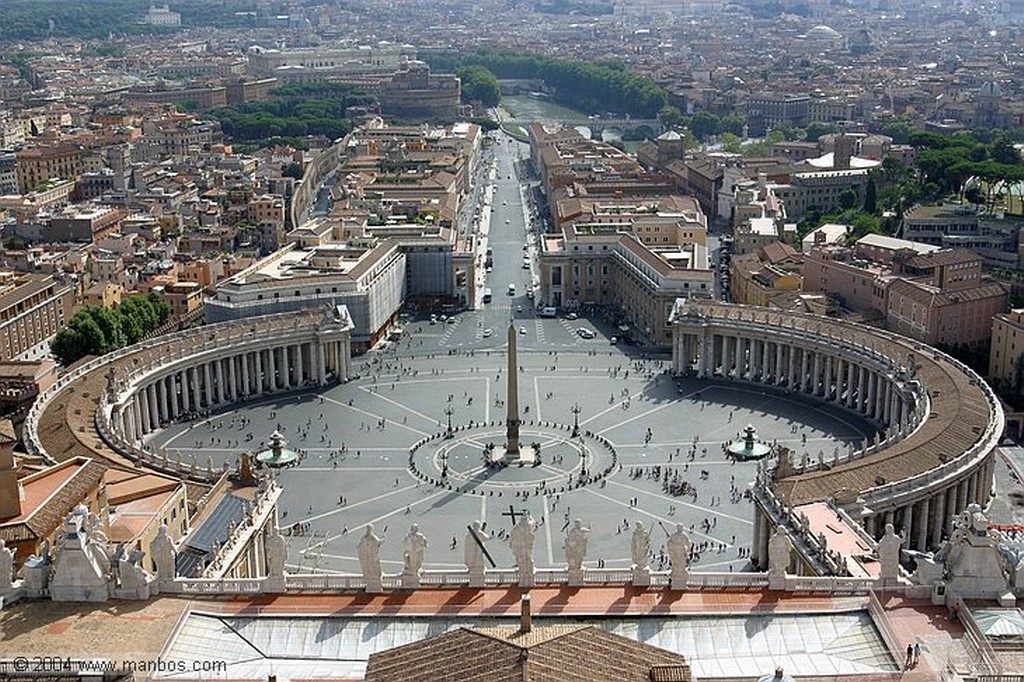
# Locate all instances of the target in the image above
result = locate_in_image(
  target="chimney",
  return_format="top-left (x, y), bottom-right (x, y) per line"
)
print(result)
top-left (520, 594), bottom-right (532, 633)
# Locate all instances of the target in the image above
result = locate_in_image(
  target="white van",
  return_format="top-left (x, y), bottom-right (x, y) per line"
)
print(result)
top-left (507, 283), bottom-right (516, 295)
top-left (538, 307), bottom-right (557, 318)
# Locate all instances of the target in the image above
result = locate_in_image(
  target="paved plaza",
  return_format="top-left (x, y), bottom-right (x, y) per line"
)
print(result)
top-left (146, 316), bottom-right (875, 576)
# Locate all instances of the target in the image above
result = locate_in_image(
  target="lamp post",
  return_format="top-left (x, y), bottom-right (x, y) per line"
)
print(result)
top-left (444, 404), bottom-right (455, 439)
top-left (571, 402), bottom-right (581, 438)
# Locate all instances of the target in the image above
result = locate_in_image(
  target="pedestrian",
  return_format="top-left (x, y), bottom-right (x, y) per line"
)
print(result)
top-left (905, 643), bottom-right (913, 669)
top-left (913, 641), bottom-right (920, 665)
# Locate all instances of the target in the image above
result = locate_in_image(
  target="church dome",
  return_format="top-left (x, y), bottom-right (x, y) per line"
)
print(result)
top-left (806, 25), bottom-right (841, 40)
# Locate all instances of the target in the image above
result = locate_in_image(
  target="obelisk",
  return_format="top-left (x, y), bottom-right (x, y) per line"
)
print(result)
top-left (505, 323), bottom-right (521, 457)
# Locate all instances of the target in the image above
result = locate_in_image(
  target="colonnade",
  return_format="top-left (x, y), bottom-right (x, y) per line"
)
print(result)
top-left (114, 336), bottom-right (351, 444)
top-left (675, 328), bottom-right (918, 432)
top-left (670, 300), bottom-right (1003, 560)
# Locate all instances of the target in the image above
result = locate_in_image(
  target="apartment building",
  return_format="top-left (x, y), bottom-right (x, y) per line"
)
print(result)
top-left (989, 309), bottom-right (1024, 382)
top-left (804, 237), bottom-right (1006, 346)
top-left (0, 274), bottom-right (75, 361)
top-left (730, 243), bottom-right (803, 307)
top-left (746, 93), bottom-right (810, 136)
top-left (15, 144), bottom-right (84, 194)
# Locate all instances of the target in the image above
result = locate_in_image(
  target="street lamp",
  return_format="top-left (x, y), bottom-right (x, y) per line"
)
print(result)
top-left (571, 402), bottom-right (581, 438)
top-left (444, 404), bottom-right (455, 439)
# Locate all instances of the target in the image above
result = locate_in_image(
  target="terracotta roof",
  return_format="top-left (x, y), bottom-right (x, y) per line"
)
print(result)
top-left (0, 456), bottom-right (105, 543)
top-left (365, 625), bottom-right (692, 682)
top-left (904, 248), bottom-right (979, 269)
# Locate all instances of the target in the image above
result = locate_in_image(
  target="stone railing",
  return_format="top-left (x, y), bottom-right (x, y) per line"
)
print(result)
top-left (167, 569), bottom-right (877, 596)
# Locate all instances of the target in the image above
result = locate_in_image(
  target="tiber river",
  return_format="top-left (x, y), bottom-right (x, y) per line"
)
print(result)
top-left (501, 94), bottom-right (633, 149)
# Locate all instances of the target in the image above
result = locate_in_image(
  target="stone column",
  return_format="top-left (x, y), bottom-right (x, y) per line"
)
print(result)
top-left (242, 352), bottom-right (251, 395)
top-left (203, 363), bottom-right (213, 407)
top-left (190, 366), bottom-right (201, 410)
top-left (956, 482), bottom-right (967, 516)
top-left (215, 359), bottom-right (225, 404)
top-left (267, 346), bottom-right (277, 391)
top-left (295, 344), bottom-right (304, 386)
top-left (801, 349), bottom-right (811, 392)
top-left (125, 399), bottom-right (137, 443)
top-left (317, 342), bottom-right (327, 385)
top-left (787, 345), bottom-right (797, 388)
top-left (139, 388), bottom-right (151, 434)
top-left (824, 355), bottom-right (833, 399)
top-left (902, 504), bottom-right (913, 550)
top-left (967, 472), bottom-right (978, 506)
top-left (226, 355), bottom-right (236, 401)
top-left (864, 514), bottom-right (877, 539)
top-left (845, 361), bottom-right (856, 408)
top-left (916, 497), bottom-right (930, 551)
top-left (737, 336), bottom-right (747, 379)
top-left (857, 366), bottom-right (867, 413)
top-left (718, 334), bottom-right (728, 376)
top-left (170, 373), bottom-right (180, 419)
top-left (255, 349), bottom-right (264, 394)
top-left (812, 351), bottom-right (821, 394)
top-left (932, 488), bottom-right (946, 544)
top-left (158, 378), bottom-right (168, 423)
top-left (867, 373), bottom-right (878, 419)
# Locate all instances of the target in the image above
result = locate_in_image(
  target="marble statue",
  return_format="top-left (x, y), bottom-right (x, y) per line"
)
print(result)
top-left (464, 520), bottom-right (490, 571)
top-left (50, 505), bottom-right (113, 602)
top-left (265, 527), bottom-right (287, 579)
top-left (878, 522), bottom-right (902, 582)
top-left (0, 538), bottom-right (13, 591)
top-left (403, 524), bottom-right (428, 575)
top-left (510, 515), bottom-right (536, 585)
top-left (667, 524), bottom-right (692, 588)
top-left (631, 522), bottom-right (651, 571)
top-left (767, 528), bottom-right (793, 579)
top-left (358, 524), bottom-right (384, 589)
top-left (565, 519), bottom-right (589, 572)
top-left (150, 524), bottom-right (176, 583)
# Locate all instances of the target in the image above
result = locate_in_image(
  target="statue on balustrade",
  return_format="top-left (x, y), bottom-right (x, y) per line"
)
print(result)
top-left (403, 524), bottom-right (428, 577)
top-left (768, 528), bottom-right (793, 579)
top-left (151, 524), bottom-right (176, 584)
top-left (565, 519), bottom-right (590, 573)
top-left (877, 522), bottom-right (902, 582)
top-left (265, 527), bottom-right (287, 580)
top-left (359, 524), bottom-right (384, 591)
top-left (464, 520), bottom-right (490, 572)
top-left (631, 522), bottom-right (651, 572)
top-left (667, 524), bottom-right (692, 588)
top-left (510, 515), bottom-right (536, 585)
top-left (0, 539), bottom-right (14, 591)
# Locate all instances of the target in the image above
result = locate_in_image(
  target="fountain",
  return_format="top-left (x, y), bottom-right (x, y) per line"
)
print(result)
top-left (727, 424), bottom-right (771, 461)
top-left (255, 430), bottom-right (300, 468)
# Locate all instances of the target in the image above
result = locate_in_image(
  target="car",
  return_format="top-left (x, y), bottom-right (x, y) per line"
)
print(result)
top-left (519, 327), bottom-right (527, 335)
top-left (526, 290), bottom-right (535, 300)
top-left (516, 305), bottom-right (523, 312)
top-left (578, 329), bottom-right (595, 339)
top-left (565, 312), bottom-right (578, 320)
top-left (446, 316), bottom-right (456, 324)
top-left (482, 328), bottom-right (493, 338)
top-left (521, 262), bottom-right (530, 269)
top-left (610, 336), bottom-right (618, 344)
top-left (505, 219), bottom-right (510, 224)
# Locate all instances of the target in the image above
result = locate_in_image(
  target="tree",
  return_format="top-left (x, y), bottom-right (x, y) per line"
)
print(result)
top-left (716, 115), bottom-right (745, 137)
top-left (657, 105), bottom-right (684, 128)
top-left (804, 122), bottom-right (838, 142)
top-left (455, 65), bottom-right (501, 107)
top-left (282, 162), bottom-right (303, 180)
top-left (718, 132), bottom-right (742, 154)
top-left (992, 136), bottom-right (1021, 165)
top-left (863, 176), bottom-right (877, 214)
top-left (688, 111), bottom-right (719, 142)
top-left (838, 188), bottom-right (858, 210)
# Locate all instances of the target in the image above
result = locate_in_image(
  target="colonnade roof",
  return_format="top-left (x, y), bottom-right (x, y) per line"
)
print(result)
top-left (674, 301), bottom-right (1000, 506)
